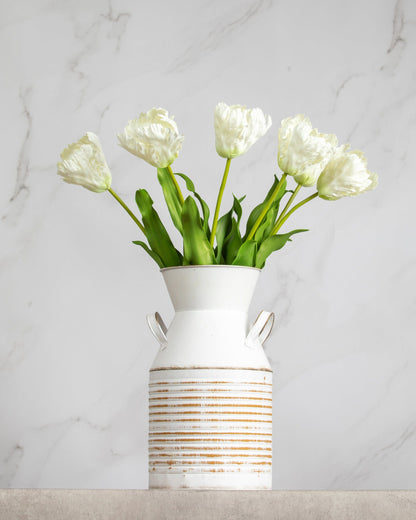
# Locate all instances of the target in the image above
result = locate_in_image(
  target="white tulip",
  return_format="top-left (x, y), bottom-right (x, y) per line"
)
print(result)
top-left (317, 145), bottom-right (378, 200)
top-left (214, 102), bottom-right (272, 159)
top-left (118, 108), bottom-right (184, 168)
top-left (57, 132), bottom-right (112, 193)
top-left (278, 114), bottom-right (337, 187)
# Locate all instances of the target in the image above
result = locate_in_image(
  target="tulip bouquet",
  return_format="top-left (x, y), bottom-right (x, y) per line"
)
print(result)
top-left (57, 103), bottom-right (377, 269)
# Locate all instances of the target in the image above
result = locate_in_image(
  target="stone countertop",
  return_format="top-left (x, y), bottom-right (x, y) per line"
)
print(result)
top-left (0, 490), bottom-right (415, 520)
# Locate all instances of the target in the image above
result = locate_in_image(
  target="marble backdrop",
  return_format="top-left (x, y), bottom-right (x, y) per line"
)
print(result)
top-left (1, 0), bottom-right (415, 489)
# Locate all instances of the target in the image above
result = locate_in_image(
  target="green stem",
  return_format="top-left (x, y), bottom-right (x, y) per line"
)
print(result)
top-left (210, 158), bottom-right (232, 247)
top-left (272, 192), bottom-right (318, 235)
top-left (167, 165), bottom-right (184, 205)
top-left (108, 187), bottom-right (146, 235)
top-left (247, 172), bottom-right (288, 241)
top-left (271, 183), bottom-right (302, 236)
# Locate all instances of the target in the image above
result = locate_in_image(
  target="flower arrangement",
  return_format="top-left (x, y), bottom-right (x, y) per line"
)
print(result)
top-left (57, 103), bottom-right (377, 269)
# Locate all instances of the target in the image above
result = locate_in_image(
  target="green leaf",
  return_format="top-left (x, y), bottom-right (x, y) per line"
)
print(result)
top-left (244, 175), bottom-right (287, 241)
top-left (175, 172), bottom-right (211, 237)
top-left (213, 194), bottom-right (246, 264)
top-left (135, 189), bottom-right (182, 267)
top-left (255, 229), bottom-right (308, 269)
top-left (224, 218), bottom-right (243, 264)
top-left (195, 193), bottom-right (211, 236)
top-left (232, 240), bottom-right (258, 267)
top-left (157, 167), bottom-right (183, 234)
top-left (254, 203), bottom-right (278, 243)
top-left (214, 210), bottom-right (232, 263)
top-left (261, 191), bottom-right (294, 240)
top-left (182, 196), bottom-right (215, 265)
top-left (175, 172), bottom-right (195, 192)
top-left (232, 194), bottom-right (245, 226)
top-left (132, 241), bottom-right (165, 268)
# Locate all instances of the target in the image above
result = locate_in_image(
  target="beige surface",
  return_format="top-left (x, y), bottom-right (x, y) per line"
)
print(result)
top-left (0, 490), bottom-right (415, 520)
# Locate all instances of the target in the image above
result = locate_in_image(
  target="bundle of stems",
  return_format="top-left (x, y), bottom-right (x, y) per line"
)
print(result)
top-left (110, 164), bottom-right (310, 269)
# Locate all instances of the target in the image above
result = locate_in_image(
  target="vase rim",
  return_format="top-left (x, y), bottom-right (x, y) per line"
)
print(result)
top-left (160, 265), bottom-right (262, 273)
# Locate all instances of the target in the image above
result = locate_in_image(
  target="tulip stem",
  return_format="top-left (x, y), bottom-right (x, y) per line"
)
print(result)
top-left (247, 173), bottom-right (288, 241)
top-left (271, 183), bottom-right (302, 235)
top-left (167, 165), bottom-right (185, 205)
top-left (108, 188), bottom-right (146, 235)
top-left (210, 158), bottom-right (232, 247)
top-left (272, 192), bottom-right (319, 235)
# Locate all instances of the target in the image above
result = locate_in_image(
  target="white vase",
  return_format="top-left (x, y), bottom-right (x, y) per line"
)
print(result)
top-left (147, 265), bottom-right (274, 490)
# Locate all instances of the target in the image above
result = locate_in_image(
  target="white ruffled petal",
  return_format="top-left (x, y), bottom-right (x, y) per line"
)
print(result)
top-left (57, 132), bottom-right (112, 193)
top-left (278, 115), bottom-right (337, 186)
top-left (317, 146), bottom-right (378, 200)
top-left (118, 108), bottom-right (184, 168)
top-left (214, 102), bottom-right (272, 159)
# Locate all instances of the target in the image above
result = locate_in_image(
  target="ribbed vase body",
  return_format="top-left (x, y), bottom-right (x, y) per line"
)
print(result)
top-left (148, 266), bottom-right (273, 490)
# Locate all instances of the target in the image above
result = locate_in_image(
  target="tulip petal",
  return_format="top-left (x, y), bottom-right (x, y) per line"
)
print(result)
top-left (278, 115), bottom-right (337, 186)
top-left (214, 102), bottom-right (272, 159)
top-left (317, 146), bottom-right (378, 200)
top-left (57, 132), bottom-right (112, 193)
top-left (118, 108), bottom-right (184, 168)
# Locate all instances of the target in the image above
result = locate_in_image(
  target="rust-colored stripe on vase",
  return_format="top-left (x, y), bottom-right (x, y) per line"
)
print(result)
top-left (149, 368), bottom-right (272, 490)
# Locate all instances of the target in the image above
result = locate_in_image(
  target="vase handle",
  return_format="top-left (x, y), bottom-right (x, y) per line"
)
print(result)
top-left (245, 310), bottom-right (275, 349)
top-left (147, 312), bottom-right (168, 350)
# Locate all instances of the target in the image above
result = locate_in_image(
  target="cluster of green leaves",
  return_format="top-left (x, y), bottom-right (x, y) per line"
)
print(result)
top-left (133, 168), bottom-right (307, 269)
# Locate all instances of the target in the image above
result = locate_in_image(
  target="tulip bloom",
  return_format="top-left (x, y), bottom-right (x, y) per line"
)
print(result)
top-left (317, 145), bottom-right (378, 200)
top-left (278, 115), bottom-right (337, 187)
top-left (57, 132), bottom-right (112, 192)
top-left (118, 108), bottom-right (184, 168)
top-left (214, 102), bottom-right (272, 159)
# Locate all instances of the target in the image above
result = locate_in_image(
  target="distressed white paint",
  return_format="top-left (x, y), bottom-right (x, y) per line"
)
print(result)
top-left (148, 266), bottom-right (272, 371)
top-left (148, 267), bottom-right (273, 489)
top-left (149, 369), bottom-right (273, 489)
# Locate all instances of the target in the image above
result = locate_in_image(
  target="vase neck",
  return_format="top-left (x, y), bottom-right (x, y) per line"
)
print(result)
top-left (161, 266), bottom-right (260, 312)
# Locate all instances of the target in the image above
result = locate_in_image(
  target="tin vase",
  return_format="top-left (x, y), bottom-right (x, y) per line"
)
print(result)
top-left (147, 265), bottom-right (274, 489)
